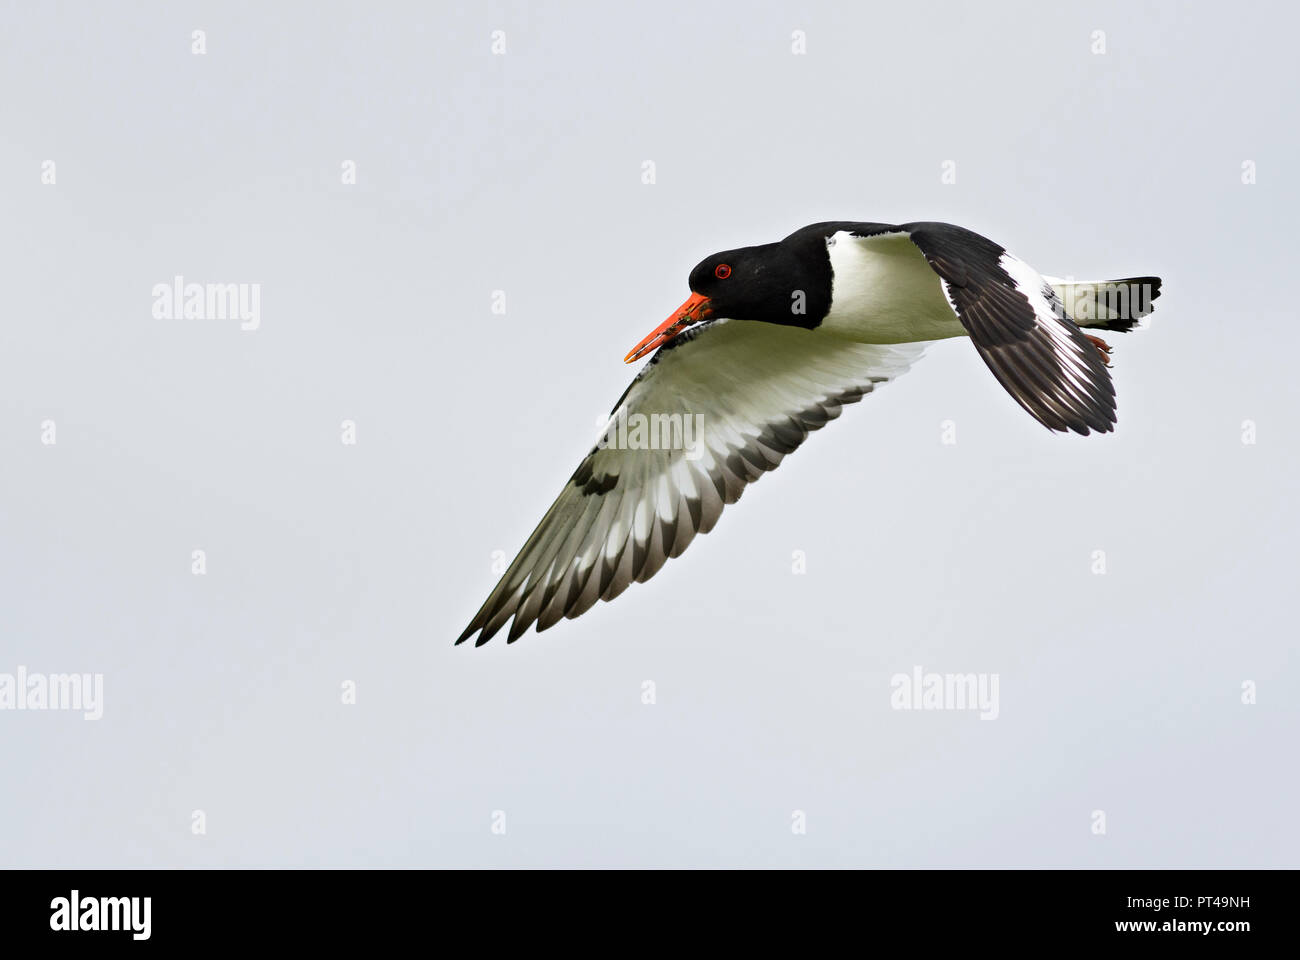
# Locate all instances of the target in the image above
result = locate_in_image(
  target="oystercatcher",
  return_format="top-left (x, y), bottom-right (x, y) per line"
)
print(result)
top-left (458, 221), bottom-right (1161, 645)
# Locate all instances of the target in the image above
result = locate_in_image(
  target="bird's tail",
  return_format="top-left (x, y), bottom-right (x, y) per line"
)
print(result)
top-left (1045, 276), bottom-right (1162, 333)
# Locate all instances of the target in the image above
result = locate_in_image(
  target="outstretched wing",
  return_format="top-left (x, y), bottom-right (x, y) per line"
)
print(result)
top-left (851, 222), bottom-right (1117, 435)
top-left (457, 320), bottom-right (924, 645)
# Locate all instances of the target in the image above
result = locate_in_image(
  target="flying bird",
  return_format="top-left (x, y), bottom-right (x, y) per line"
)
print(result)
top-left (458, 221), bottom-right (1161, 645)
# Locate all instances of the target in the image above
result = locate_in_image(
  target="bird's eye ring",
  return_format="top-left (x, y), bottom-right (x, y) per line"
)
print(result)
top-left (714, 264), bottom-right (731, 279)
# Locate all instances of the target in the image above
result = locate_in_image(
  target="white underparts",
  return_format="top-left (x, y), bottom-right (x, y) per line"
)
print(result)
top-left (819, 232), bottom-right (967, 344)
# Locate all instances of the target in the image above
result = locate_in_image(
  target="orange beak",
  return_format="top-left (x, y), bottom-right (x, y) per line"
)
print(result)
top-left (624, 292), bottom-right (714, 363)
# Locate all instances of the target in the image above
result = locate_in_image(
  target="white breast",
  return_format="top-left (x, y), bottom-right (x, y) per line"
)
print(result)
top-left (819, 231), bottom-right (967, 344)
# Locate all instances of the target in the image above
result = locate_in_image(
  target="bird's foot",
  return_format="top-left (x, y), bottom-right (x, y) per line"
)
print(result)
top-left (1085, 334), bottom-right (1113, 366)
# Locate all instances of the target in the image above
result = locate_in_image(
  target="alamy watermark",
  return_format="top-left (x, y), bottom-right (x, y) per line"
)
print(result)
top-left (1052, 279), bottom-right (1158, 323)
top-left (0, 666), bottom-right (103, 720)
top-left (595, 409), bottom-right (706, 461)
top-left (890, 665), bottom-right (999, 720)
top-left (152, 276), bottom-right (260, 330)
top-left (50, 890), bottom-right (150, 940)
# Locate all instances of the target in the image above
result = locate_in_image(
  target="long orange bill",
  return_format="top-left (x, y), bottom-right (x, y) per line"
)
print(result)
top-left (624, 292), bottom-right (714, 363)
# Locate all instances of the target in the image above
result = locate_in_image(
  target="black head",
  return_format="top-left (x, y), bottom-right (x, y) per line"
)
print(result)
top-left (624, 230), bottom-right (833, 363)
top-left (686, 239), bottom-right (829, 326)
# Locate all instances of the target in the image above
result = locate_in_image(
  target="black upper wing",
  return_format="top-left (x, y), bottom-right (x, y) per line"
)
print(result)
top-left (851, 221), bottom-right (1117, 435)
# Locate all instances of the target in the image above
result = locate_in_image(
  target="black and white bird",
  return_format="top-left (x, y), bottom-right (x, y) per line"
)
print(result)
top-left (458, 221), bottom-right (1161, 645)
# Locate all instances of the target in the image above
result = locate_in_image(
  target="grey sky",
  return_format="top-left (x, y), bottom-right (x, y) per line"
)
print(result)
top-left (1, 0), bottom-right (1296, 867)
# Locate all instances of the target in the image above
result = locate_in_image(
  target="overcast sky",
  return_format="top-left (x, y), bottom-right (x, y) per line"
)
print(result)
top-left (1, 0), bottom-right (1296, 867)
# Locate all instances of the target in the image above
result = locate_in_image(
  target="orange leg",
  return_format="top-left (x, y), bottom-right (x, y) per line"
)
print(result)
top-left (1084, 334), bottom-right (1113, 366)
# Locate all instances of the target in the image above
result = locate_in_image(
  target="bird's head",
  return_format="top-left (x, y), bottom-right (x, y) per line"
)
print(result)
top-left (624, 238), bottom-right (825, 363)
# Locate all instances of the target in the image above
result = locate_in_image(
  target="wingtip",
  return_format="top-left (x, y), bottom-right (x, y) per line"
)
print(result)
top-left (456, 613), bottom-right (490, 645)
top-left (506, 615), bottom-right (531, 644)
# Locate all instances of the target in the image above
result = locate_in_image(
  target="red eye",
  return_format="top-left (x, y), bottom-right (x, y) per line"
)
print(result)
top-left (715, 263), bottom-right (731, 279)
